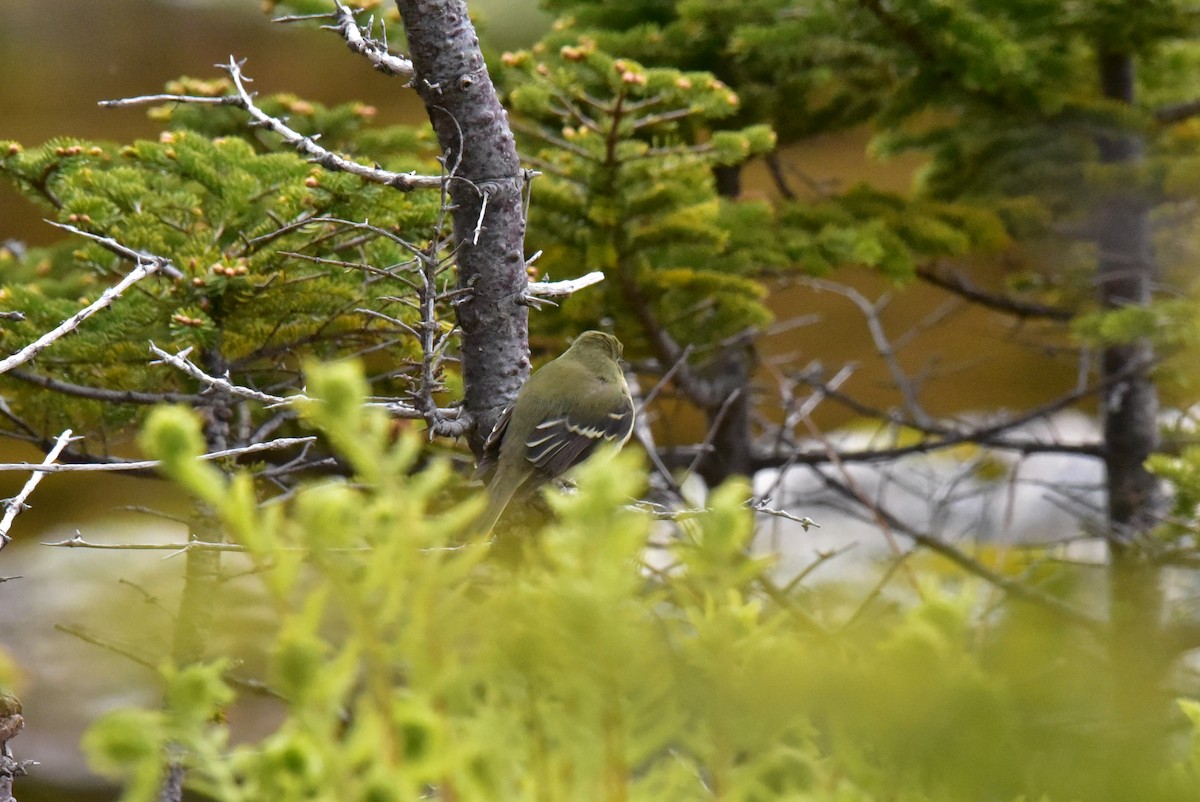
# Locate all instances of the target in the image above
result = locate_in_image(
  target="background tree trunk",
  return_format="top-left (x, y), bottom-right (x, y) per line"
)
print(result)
top-left (1095, 49), bottom-right (1169, 775)
top-left (701, 167), bottom-right (754, 484)
top-left (695, 338), bottom-right (756, 485)
top-left (1095, 51), bottom-right (1163, 547)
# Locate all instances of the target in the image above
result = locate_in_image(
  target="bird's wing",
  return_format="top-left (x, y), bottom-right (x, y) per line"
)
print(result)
top-left (473, 401), bottom-right (515, 480)
top-left (524, 392), bottom-right (635, 477)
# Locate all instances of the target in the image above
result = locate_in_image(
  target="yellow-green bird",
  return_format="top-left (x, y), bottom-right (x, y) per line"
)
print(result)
top-left (474, 331), bottom-right (635, 535)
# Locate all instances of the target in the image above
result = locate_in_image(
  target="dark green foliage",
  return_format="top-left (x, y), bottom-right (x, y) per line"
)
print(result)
top-left (513, 10), bottom-right (1017, 308)
top-left (540, 0), bottom-right (891, 142)
top-left (535, 0), bottom-right (1200, 285)
top-left (500, 43), bottom-right (776, 353)
top-left (758, 186), bottom-right (1012, 280)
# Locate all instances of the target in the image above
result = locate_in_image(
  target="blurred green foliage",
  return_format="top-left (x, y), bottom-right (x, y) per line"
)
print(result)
top-left (76, 362), bottom-right (1200, 802)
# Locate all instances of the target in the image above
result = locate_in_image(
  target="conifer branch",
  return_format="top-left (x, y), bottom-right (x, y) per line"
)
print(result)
top-left (0, 428), bottom-right (74, 550)
top-left (0, 223), bottom-right (170, 377)
top-left (221, 57), bottom-right (440, 191)
top-left (101, 61), bottom-right (442, 192)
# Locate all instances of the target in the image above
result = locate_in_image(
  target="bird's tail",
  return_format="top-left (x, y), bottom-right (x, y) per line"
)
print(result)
top-left (474, 467), bottom-right (521, 537)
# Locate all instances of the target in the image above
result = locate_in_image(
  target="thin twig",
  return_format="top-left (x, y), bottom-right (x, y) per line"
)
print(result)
top-left (0, 436), bottom-right (315, 475)
top-left (682, 387), bottom-right (743, 482)
top-left (780, 543), bottom-right (858, 594)
top-left (44, 534), bottom-right (373, 557)
top-left (8, 369), bottom-right (204, 405)
top-left (323, 1), bottom-right (415, 79)
top-left (800, 277), bottom-right (932, 426)
top-left (55, 623), bottom-right (157, 670)
top-left (0, 224), bottom-right (169, 376)
top-left (525, 271), bottom-right (606, 300)
top-left (916, 262), bottom-right (1075, 322)
top-left (752, 500), bottom-right (819, 531)
top-left (43, 535), bottom-right (249, 557)
top-left (150, 344), bottom-right (289, 405)
top-left (0, 428), bottom-right (74, 549)
top-left (814, 468), bottom-right (1106, 634)
top-left (800, 414), bottom-right (925, 598)
top-left (640, 344), bottom-right (695, 411)
top-left (101, 59), bottom-right (440, 191)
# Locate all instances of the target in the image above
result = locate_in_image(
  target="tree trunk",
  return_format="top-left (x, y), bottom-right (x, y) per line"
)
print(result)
top-left (1094, 48), bottom-right (1168, 778)
top-left (703, 165), bottom-right (756, 485)
top-left (695, 338), bottom-right (756, 485)
top-left (1095, 52), bottom-right (1163, 548)
top-left (712, 164), bottom-right (741, 199)
top-left (395, 0), bottom-right (530, 453)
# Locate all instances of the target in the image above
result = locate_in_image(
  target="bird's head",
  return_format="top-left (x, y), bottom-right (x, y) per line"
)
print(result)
top-left (568, 330), bottom-right (624, 362)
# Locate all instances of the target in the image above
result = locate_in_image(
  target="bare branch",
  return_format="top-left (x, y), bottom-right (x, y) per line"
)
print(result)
top-left (42, 534), bottom-right (374, 556)
top-left (324, 1), bottom-right (415, 79)
top-left (916, 262), bottom-right (1075, 322)
top-left (1155, 97), bottom-right (1200, 125)
top-left (682, 386), bottom-right (743, 482)
top-left (150, 344), bottom-right (289, 406)
top-left (814, 467), bottom-right (1107, 635)
top-left (43, 534), bottom-right (249, 555)
top-left (0, 428), bottom-right (74, 550)
top-left (799, 414), bottom-right (923, 596)
top-left (8, 369), bottom-right (204, 405)
top-left (55, 623), bottom-right (157, 671)
top-left (407, 243), bottom-right (475, 439)
top-left (626, 372), bottom-right (684, 498)
top-left (149, 343), bottom-right (464, 429)
top-left (101, 59), bottom-right (441, 192)
top-left (800, 277), bottom-right (932, 426)
top-left (752, 500), bottom-right (819, 531)
top-left (0, 223), bottom-right (169, 376)
top-left (0, 436), bottom-right (315, 475)
top-left (525, 271), bottom-right (605, 301)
